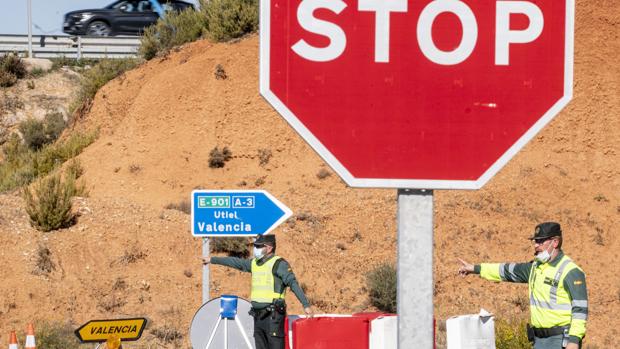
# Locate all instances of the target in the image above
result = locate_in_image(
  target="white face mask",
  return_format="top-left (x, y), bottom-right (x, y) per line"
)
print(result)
top-left (535, 242), bottom-right (555, 263)
top-left (253, 246), bottom-right (265, 259)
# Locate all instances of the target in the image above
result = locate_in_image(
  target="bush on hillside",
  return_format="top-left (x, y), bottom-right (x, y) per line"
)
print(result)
top-left (71, 58), bottom-right (138, 113)
top-left (19, 118), bottom-right (46, 151)
top-left (208, 146), bottom-right (232, 168)
top-left (495, 318), bottom-right (532, 349)
top-left (23, 170), bottom-right (85, 232)
top-left (0, 130), bottom-right (97, 192)
top-left (35, 322), bottom-right (85, 349)
top-left (0, 134), bottom-right (36, 189)
top-left (0, 69), bottom-right (18, 87)
top-left (140, 8), bottom-right (207, 60)
top-left (0, 53), bottom-right (27, 87)
top-left (203, 0), bottom-right (258, 42)
top-left (366, 263), bottom-right (396, 313)
top-left (210, 237), bottom-right (250, 257)
top-left (19, 112), bottom-right (67, 151)
top-left (165, 199), bottom-right (191, 214)
top-left (31, 130), bottom-right (98, 179)
top-left (139, 0), bottom-right (258, 60)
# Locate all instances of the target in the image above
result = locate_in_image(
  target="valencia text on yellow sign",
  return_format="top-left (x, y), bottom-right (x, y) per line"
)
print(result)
top-left (75, 318), bottom-right (147, 343)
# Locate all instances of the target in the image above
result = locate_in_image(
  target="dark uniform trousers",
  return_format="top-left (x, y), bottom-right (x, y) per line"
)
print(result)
top-left (252, 308), bottom-right (286, 349)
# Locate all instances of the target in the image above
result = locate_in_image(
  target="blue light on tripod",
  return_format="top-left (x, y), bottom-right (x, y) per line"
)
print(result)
top-left (220, 295), bottom-right (238, 319)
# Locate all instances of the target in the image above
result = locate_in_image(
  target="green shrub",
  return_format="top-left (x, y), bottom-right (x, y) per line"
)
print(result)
top-left (29, 67), bottom-right (46, 78)
top-left (71, 58), bottom-right (138, 112)
top-left (64, 159), bottom-right (84, 180)
top-left (32, 130), bottom-right (97, 179)
top-left (0, 134), bottom-right (36, 189)
top-left (139, 0), bottom-right (258, 60)
top-left (0, 53), bottom-right (27, 87)
top-left (23, 171), bottom-right (84, 232)
top-left (19, 118), bottom-right (47, 150)
top-left (140, 8), bottom-right (207, 60)
top-left (35, 322), bottom-right (85, 349)
top-left (203, 0), bottom-right (258, 42)
top-left (495, 318), bottom-right (532, 349)
top-left (19, 113), bottom-right (66, 151)
top-left (366, 263), bottom-right (396, 313)
top-left (211, 237), bottom-right (250, 257)
top-left (44, 112), bottom-right (67, 140)
top-left (0, 130), bottom-right (96, 192)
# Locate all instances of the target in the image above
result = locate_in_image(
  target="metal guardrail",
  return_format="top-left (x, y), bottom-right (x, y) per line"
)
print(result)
top-left (0, 34), bottom-right (141, 59)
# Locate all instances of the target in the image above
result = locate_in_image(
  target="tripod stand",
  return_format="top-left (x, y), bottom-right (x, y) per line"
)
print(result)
top-left (205, 295), bottom-right (254, 349)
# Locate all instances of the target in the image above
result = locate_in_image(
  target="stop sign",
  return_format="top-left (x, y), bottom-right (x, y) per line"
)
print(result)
top-left (259, 0), bottom-right (574, 189)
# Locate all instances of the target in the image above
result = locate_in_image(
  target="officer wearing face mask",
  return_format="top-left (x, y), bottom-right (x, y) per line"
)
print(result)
top-left (457, 222), bottom-right (588, 349)
top-left (202, 234), bottom-right (314, 349)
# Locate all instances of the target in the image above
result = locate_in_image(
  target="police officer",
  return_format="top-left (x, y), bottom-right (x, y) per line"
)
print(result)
top-left (458, 222), bottom-right (588, 349)
top-left (202, 234), bottom-right (314, 349)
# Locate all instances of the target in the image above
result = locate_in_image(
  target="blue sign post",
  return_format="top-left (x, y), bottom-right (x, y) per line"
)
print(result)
top-left (191, 190), bottom-right (292, 237)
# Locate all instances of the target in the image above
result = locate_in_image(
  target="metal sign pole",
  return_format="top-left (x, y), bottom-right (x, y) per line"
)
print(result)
top-left (202, 238), bottom-right (210, 304)
top-left (397, 189), bottom-right (434, 349)
top-left (27, 0), bottom-right (33, 57)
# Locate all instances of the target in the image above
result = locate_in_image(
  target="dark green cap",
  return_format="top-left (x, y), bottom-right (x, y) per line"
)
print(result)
top-left (254, 234), bottom-right (276, 247)
top-left (529, 222), bottom-right (562, 240)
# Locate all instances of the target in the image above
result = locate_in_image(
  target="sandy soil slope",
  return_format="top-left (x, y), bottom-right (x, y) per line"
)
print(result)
top-left (0, 0), bottom-right (618, 347)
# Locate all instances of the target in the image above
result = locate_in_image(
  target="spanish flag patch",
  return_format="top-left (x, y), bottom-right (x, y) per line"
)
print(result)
top-left (574, 280), bottom-right (583, 285)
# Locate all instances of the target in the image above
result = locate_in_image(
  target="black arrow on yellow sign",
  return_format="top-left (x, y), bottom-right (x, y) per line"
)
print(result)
top-left (75, 318), bottom-right (147, 343)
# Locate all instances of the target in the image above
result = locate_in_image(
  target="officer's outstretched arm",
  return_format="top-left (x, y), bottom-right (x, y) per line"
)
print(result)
top-left (478, 262), bottom-right (532, 283)
top-left (209, 256), bottom-right (252, 272)
top-left (276, 260), bottom-right (311, 310)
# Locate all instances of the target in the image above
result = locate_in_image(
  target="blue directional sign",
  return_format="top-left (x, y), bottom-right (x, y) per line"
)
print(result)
top-left (191, 190), bottom-right (292, 237)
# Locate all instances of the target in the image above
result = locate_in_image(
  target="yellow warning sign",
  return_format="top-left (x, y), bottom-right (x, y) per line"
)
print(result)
top-left (75, 318), bottom-right (147, 343)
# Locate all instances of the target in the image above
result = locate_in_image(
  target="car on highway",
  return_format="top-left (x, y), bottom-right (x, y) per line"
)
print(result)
top-left (63, 0), bottom-right (194, 36)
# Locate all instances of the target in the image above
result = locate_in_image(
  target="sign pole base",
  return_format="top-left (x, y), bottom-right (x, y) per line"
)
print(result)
top-left (397, 189), bottom-right (434, 349)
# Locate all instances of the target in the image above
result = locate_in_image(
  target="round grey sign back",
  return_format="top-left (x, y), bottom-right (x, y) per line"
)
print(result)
top-left (190, 296), bottom-right (255, 349)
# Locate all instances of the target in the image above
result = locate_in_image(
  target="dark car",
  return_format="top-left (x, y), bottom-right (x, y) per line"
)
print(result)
top-left (63, 0), bottom-right (194, 36)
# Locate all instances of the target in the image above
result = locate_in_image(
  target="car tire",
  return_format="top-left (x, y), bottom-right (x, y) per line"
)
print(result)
top-left (86, 21), bottom-right (111, 36)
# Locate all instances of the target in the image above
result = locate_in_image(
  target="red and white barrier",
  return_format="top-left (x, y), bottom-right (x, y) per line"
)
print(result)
top-left (285, 313), bottom-right (398, 349)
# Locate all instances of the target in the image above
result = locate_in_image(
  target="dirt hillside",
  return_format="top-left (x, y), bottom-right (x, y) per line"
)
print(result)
top-left (0, 0), bottom-right (618, 347)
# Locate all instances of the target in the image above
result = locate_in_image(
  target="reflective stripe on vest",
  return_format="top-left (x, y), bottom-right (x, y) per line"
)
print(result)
top-left (528, 255), bottom-right (578, 328)
top-left (251, 256), bottom-right (285, 303)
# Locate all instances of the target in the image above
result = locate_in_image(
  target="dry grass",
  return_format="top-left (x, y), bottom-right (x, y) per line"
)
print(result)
top-left (214, 64), bottom-right (228, 80)
top-left (32, 245), bottom-right (55, 275)
top-left (150, 324), bottom-right (183, 344)
top-left (258, 148), bottom-right (272, 166)
top-left (208, 146), bottom-right (232, 168)
top-left (165, 199), bottom-right (191, 214)
top-left (98, 294), bottom-right (127, 312)
top-left (112, 246), bottom-right (148, 266)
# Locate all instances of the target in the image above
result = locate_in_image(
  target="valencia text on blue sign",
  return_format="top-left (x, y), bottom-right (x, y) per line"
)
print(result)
top-left (191, 190), bottom-right (292, 237)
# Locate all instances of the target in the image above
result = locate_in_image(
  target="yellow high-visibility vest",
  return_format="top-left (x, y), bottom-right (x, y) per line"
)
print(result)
top-left (251, 256), bottom-right (286, 303)
top-left (528, 255), bottom-right (582, 329)
top-left (480, 255), bottom-right (584, 330)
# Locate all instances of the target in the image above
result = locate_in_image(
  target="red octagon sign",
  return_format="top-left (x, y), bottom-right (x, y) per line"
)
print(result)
top-left (260, 0), bottom-right (574, 189)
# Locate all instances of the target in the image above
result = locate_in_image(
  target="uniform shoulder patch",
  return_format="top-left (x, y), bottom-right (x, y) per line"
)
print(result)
top-left (574, 280), bottom-right (583, 285)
